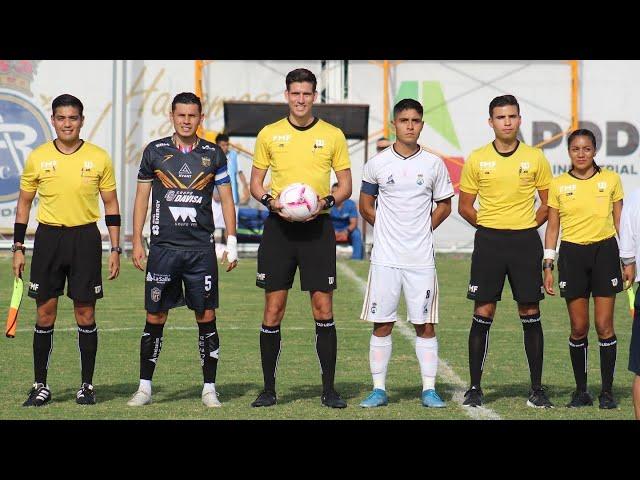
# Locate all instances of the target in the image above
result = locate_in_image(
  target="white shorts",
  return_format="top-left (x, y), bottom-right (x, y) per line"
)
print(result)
top-left (360, 264), bottom-right (439, 324)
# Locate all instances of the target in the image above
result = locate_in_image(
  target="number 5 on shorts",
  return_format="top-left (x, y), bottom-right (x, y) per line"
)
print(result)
top-left (205, 275), bottom-right (212, 292)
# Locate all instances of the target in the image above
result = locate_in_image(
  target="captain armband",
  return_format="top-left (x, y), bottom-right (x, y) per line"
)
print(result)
top-left (14, 223), bottom-right (27, 244)
top-left (105, 214), bottom-right (121, 226)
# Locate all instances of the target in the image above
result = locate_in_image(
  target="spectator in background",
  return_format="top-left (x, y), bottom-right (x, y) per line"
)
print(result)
top-left (329, 182), bottom-right (363, 260)
top-left (215, 133), bottom-right (250, 206)
top-left (376, 137), bottom-right (391, 153)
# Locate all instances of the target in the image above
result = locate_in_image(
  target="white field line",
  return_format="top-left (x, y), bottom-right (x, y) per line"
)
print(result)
top-left (337, 261), bottom-right (501, 420)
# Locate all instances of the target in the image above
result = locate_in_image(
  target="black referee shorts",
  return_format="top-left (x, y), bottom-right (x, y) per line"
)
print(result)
top-left (467, 226), bottom-right (544, 304)
top-left (28, 222), bottom-right (103, 302)
top-left (558, 236), bottom-right (623, 299)
top-left (145, 245), bottom-right (219, 313)
top-left (629, 285), bottom-right (640, 375)
top-left (256, 213), bottom-right (336, 292)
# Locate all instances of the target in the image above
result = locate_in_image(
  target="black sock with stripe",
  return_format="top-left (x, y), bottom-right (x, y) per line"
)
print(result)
top-left (140, 322), bottom-right (164, 381)
top-left (469, 315), bottom-right (492, 388)
top-left (598, 335), bottom-right (617, 393)
top-left (569, 336), bottom-right (588, 392)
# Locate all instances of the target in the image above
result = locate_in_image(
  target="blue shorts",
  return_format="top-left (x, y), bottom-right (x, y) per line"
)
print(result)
top-left (629, 285), bottom-right (640, 376)
top-left (145, 245), bottom-right (218, 313)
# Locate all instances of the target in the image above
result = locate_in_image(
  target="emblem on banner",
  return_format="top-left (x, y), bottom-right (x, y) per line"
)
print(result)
top-left (0, 60), bottom-right (53, 203)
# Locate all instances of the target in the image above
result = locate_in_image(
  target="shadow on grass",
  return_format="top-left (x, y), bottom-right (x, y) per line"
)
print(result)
top-left (480, 382), bottom-right (630, 407)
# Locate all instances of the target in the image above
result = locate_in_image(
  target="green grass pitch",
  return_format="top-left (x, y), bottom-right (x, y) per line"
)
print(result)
top-left (0, 254), bottom-right (636, 420)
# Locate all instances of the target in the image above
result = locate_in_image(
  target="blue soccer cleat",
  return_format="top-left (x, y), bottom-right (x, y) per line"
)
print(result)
top-left (421, 389), bottom-right (446, 408)
top-left (359, 388), bottom-right (389, 408)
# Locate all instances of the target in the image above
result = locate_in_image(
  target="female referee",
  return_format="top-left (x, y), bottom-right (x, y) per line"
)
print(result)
top-left (544, 129), bottom-right (624, 409)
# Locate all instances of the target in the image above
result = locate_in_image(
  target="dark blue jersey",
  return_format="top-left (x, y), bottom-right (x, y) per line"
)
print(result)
top-left (138, 136), bottom-right (230, 250)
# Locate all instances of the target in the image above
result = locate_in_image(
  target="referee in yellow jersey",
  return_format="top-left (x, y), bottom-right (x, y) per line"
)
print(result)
top-left (249, 68), bottom-right (352, 408)
top-left (458, 95), bottom-right (553, 408)
top-left (544, 129), bottom-right (623, 409)
top-left (12, 94), bottom-right (121, 407)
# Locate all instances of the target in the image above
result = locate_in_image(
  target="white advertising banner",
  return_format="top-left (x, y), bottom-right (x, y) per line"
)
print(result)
top-left (1, 60), bottom-right (638, 250)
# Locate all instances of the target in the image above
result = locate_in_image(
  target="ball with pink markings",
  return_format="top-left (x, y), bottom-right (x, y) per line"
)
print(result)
top-left (278, 183), bottom-right (319, 221)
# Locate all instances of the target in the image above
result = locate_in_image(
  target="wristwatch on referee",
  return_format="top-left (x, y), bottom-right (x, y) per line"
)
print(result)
top-left (11, 243), bottom-right (26, 254)
top-left (542, 260), bottom-right (554, 271)
top-left (110, 246), bottom-right (122, 254)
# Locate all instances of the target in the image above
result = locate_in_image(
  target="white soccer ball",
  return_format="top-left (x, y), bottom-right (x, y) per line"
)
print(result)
top-left (279, 183), bottom-right (319, 221)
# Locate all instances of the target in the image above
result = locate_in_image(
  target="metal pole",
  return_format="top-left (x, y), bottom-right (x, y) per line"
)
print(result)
top-left (570, 60), bottom-right (580, 131)
top-left (383, 60), bottom-right (390, 138)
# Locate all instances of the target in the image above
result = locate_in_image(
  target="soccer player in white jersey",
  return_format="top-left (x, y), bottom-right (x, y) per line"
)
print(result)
top-left (358, 99), bottom-right (454, 408)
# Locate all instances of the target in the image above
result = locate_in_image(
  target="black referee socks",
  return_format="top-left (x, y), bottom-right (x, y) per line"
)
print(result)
top-left (33, 324), bottom-right (54, 385)
top-left (469, 315), bottom-right (493, 387)
top-left (521, 314), bottom-right (544, 389)
top-left (78, 323), bottom-right (98, 385)
top-left (315, 319), bottom-right (337, 393)
top-left (259, 324), bottom-right (281, 393)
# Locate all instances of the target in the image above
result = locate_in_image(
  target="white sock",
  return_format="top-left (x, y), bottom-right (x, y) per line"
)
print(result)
top-left (370, 334), bottom-right (392, 391)
top-left (139, 379), bottom-right (152, 394)
top-left (415, 336), bottom-right (438, 391)
top-left (203, 382), bottom-right (216, 393)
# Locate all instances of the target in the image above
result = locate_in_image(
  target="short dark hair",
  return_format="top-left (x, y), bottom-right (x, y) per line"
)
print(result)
top-left (489, 95), bottom-right (519, 117)
top-left (286, 68), bottom-right (317, 92)
top-left (567, 128), bottom-right (600, 173)
top-left (567, 128), bottom-right (597, 150)
top-left (171, 92), bottom-right (202, 113)
top-left (215, 133), bottom-right (229, 143)
top-left (393, 98), bottom-right (423, 118)
top-left (52, 94), bottom-right (83, 116)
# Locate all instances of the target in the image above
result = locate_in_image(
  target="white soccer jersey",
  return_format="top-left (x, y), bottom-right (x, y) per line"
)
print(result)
top-left (362, 146), bottom-right (454, 268)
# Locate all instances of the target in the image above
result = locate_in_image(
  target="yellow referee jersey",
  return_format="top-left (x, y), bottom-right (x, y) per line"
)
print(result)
top-left (459, 142), bottom-right (552, 229)
top-left (548, 169), bottom-right (623, 244)
top-left (253, 117), bottom-right (350, 201)
top-left (20, 141), bottom-right (116, 226)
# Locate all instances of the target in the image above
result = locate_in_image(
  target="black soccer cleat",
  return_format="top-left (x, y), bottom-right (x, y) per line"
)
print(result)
top-left (22, 383), bottom-right (52, 407)
top-left (251, 390), bottom-right (277, 407)
top-left (462, 386), bottom-right (483, 407)
top-left (76, 383), bottom-right (96, 405)
top-left (566, 390), bottom-right (593, 408)
top-left (527, 386), bottom-right (554, 408)
top-left (598, 391), bottom-right (618, 410)
top-left (321, 389), bottom-right (347, 408)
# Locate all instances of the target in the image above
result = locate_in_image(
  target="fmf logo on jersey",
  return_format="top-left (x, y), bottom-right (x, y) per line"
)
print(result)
top-left (519, 162), bottom-right (530, 174)
top-left (479, 161), bottom-right (496, 171)
top-left (168, 206), bottom-right (197, 222)
top-left (598, 181), bottom-right (607, 192)
top-left (313, 139), bottom-right (325, 150)
top-left (560, 185), bottom-right (576, 194)
top-left (0, 61), bottom-right (53, 203)
top-left (40, 160), bottom-right (57, 171)
top-left (272, 134), bottom-right (291, 143)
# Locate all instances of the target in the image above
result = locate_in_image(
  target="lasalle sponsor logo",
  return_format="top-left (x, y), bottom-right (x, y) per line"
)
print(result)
top-left (146, 272), bottom-right (171, 283)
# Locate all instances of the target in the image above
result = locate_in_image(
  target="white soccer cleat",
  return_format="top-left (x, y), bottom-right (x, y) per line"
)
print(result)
top-left (127, 389), bottom-right (152, 406)
top-left (202, 390), bottom-right (222, 408)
